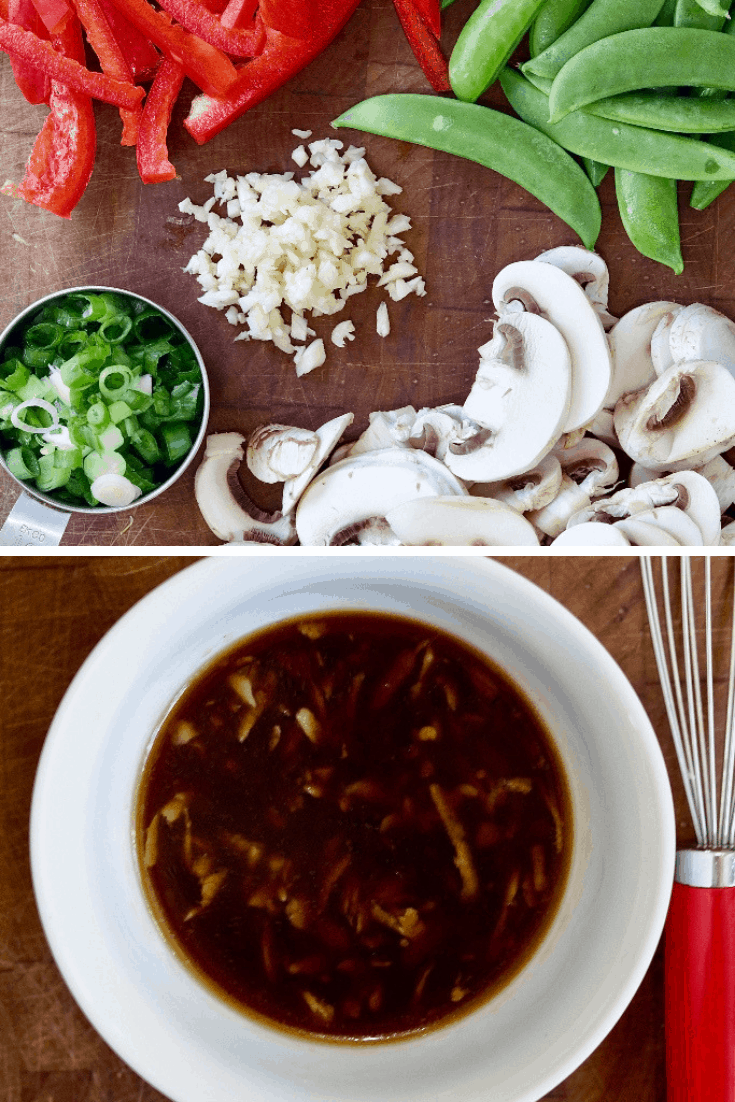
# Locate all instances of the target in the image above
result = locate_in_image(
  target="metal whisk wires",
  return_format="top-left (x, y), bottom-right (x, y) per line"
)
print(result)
top-left (641, 556), bottom-right (735, 849)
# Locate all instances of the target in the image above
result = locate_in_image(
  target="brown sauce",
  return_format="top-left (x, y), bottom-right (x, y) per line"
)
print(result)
top-left (136, 612), bottom-right (571, 1041)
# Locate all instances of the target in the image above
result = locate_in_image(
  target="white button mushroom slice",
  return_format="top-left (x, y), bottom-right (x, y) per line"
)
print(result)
top-left (605, 301), bottom-right (681, 408)
top-left (281, 412), bottom-right (354, 515)
top-left (650, 307), bottom-right (683, 376)
top-left (657, 470), bottom-right (722, 547)
top-left (667, 303), bottom-right (735, 381)
top-left (340, 406), bottom-right (418, 459)
top-left (246, 424), bottom-right (319, 484)
top-left (586, 408), bottom-right (619, 449)
top-left (534, 245), bottom-right (617, 330)
top-left (470, 454), bottom-right (562, 513)
top-left (614, 360), bottom-right (735, 471)
top-left (552, 521), bottom-right (631, 546)
top-left (448, 313), bottom-right (571, 483)
top-left (551, 438), bottom-right (618, 498)
top-left (629, 461), bottom-right (666, 489)
top-left (694, 455), bottom-right (735, 512)
top-left (720, 519), bottom-right (735, 545)
top-left (613, 516), bottom-right (684, 547)
top-left (526, 474), bottom-right (591, 538)
top-left (409, 406), bottom-right (480, 463)
top-left (195, 432), bottom-right (297, 544)
top-left (624, 506), bottom-right (704, 546)
top-left (492, 260), bottom-right (611, 432)
top-left (384, 496), bottom-right (539, 546)
top-left (90, 473), bottom-right (143, 507)
top-left (294, 447), bottom-right (467, 546)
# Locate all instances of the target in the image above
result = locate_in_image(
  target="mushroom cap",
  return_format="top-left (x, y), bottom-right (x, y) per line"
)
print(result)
top-left (492, 259), bottom-right (611, 432)
top-left (343, 406), bottom-right (417, 458)
top-left (534, 245), bottom-right (616, 330)
top-left (613, 516), bottom-right (682, 547)
top-left (246, 424), bottom-right (319, 484)
top-left (294, 447), bottom-right (467, 546)
top-left (650, 308), bottom-right (682, 376)
top-left (552, 521), bottom-right (630, 546)
top-left (471, 454), bottom-right (562, 513)
top-left (450, 312), bottom-right (571, 483)
top-left (613, 360), bottom-right (735, 471)
top-left (526, 473), bottom-right (591, 538)
top-left (552, 437), bottom-right (618, 497)
top-left (657, 470), bottom-right (722, 546)
top-left (385, 496), bottom-right (539, 546)
top-left (605, 301), bottom-right (680, 408)
top-left (668, 303), bottom-right (735, 380)
top-left (281, 413), bottom-right (354, 515)
top-left (694, 454), bottom-right (735, 511)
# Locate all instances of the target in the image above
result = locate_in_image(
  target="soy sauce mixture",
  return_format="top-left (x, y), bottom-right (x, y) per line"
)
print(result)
top-left (138, 612), bottom-right (571, 1040)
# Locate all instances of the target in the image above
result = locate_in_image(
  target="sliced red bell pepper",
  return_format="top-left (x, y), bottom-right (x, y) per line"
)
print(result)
top-left (103, 0), bottom-right (238, 95)
top-left (401, 0), bottom-right (440, 39)
top-left (184, 0), bottom-right (362, 144)
top-left (72, 0), bottom-right (140, 144)
top-left (392, 0), bottom-right (450, 92)
top-left (220, 0), bottom-right (256, 30)
top-left (96, 0), bottom-right (160, 80)
top-left (7, 0), bottom-right (50, 103)
top-left (156, 0), bottom-right (264, 58)
top-left (29, 0), bottom-right (71, 32)
top-left (257, 0), bottom-right (316, 38)
top-left (0, 13), bottom-right (145, 106)
top-left (2, 13), bottom-right (96, 217)
top-left (136, 55), bottom-right (184, 182)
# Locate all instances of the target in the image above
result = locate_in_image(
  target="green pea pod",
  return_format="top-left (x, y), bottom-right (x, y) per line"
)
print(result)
top-left (500, 67), bottom-right (735, 179)
top-left (529, 0), bottom-right (592, 56)
top-left (615, 169), bottom-right (683, 273)
top-left (525, 69), bottom-right (735, 132)
top-left (449, 0), bottom-right (547, 103)
top-left (654, 0), bottom-right (678, 22)
top-left (690, 131), bottom-right (735, 208)
top-left (674, 0), bottom-right (727, 26)
top-left (549, 28), bottom-right (735, 123)
top-left (583, 157), bottom-right (609, 186)
top-left (332, 94), bottom-right (601, 248)
top-left (523, 0), bottom-right (666, 79)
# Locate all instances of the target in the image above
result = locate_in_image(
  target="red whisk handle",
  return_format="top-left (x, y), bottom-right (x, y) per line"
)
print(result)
top-left (665, 850), bottom-right (735, 1102)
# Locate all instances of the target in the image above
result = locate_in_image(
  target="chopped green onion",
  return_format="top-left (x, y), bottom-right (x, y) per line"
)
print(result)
top-left (99, 364), bottom-right (132, 401)
top-left (0, 359), bottom-right (31, 392)
top-left (98, 315), bottom-right (133, 344)
top-left (5, 445), bottom-right (40, 479)
top-left (108, 399), bottom-right (134, 424)
top-left (161, 421), bottom-right (192, 464)
top-left (87, 401), bottom-right (110, 429)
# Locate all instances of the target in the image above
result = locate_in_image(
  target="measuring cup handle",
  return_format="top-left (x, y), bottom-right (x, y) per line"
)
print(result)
top-left (665, 876), bottom-right (735, 1102)
top-left (0, 490), bottom-right (71, 546)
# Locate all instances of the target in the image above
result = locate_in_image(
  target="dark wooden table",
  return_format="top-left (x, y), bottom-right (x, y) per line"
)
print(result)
top-left (3, 0), bottom-right (735, 544)
top-left (2, 553), bottom-right (719, 1101)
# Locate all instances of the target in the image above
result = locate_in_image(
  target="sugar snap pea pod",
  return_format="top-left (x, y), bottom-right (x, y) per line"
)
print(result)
top-left (655, 0), bottom-right (677, 22)
top-left (615, 169), bottom-right (683, 273)
top-left (583, 157), bottom-right (609, 186)
top-left (529, 0), bottom-right (592, 56)
top-left (523, 0), bottom-right (666, 79)
top-left (690, 132), bottom-right (735, 208)
top-left (449, 0), bottom-right (547, 102)
top-left (500, 67), bottom-right (735, 179)
top-left (675, 0), bottom-right (728, 25)
top-left (548, 29), bottom-right (735, 123)
top-left (332, 94), bottom-right (601, 247)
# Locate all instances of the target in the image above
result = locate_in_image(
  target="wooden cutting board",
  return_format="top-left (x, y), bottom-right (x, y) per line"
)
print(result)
top-left (3, 0), bottom-right (735, 544)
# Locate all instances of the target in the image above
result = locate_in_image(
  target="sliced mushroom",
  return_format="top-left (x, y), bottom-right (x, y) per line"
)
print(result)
top-left (281, 413), bottom-right (354, 515)
top-left (650, 307), bottom-right (683, 376)
top-left (605, 301), bottom-right (680, 408)
top-left (446, 311), bottom-right (571, 483)
top-left (552, 437), bottom-right (618, 498)
top-left (246, 424), bottom-right (319, 484)
top-left (195, 432), bottom-right (297, 544)
top-left (534, 245), bottom-right (617, 330)
top-left (628, 461), bottom-right (665, 489)
top-left (492, 259), bottom-right (611, 432)
top-left (471, 454), bottom-right (562, 513)
top-left (294, 447), bottom-right (467, 546)
top-left (668, 303), bottom-right (735, 379)
top-left (552, 521), bottom-right (631, 546)
top-left (614, 360), bottom-right (735, 471)
top-left (526, 474), bottom-right (591, 538)
top-left (586, 408), bottom-right (618, 450)
top-left (339, 407), bottom-right (417, 459)
top-left (408, 405), bottom-right (478, 462)
top-left (613, 516), bottom-right (683, 547)
top-left (657, 471), bottom-right (722, 546)
top-left (622, 506), bottom-right (704, 546)
top-left (384, 496), bottom-right (539, 546)
top-left (694, 454), bottom-right (735, 512)
top-left (720, 519), bottom-right (735, 546)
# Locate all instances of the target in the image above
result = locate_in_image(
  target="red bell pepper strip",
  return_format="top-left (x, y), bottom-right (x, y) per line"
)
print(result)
top-left (72, 0), bottom-right (140, 143)
top-left (220, 0), bottom-right (256, 30)
top-left (391, 0), bottom-right (450, 92)
top-left (7, 0), bottom-right (50, 103)
top-left (96, 0), bottom-right (160, 80)
top-left (405, 0), bottom-right (440, 39)
top-left (184, 0), bottom-right (362, 144)
top-left (29, 0), bottom-right (71, 32)
top-left (155, 0), bottom-right (264, 58)
top-left (136, 55), bottom-right (184, 182)
top-left (257, 0), bottom-right (316, 38)
top-left (103, 0), bottom-right (238, 94)
top-left (0, 13), bottom-right (145, 105)
top-left (2, 13), bottom-right (96, 217)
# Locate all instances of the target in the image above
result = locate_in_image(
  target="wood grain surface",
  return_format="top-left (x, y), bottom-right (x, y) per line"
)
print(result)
top-left (3, 554), bottom-right (731, 1101)
top-left (3, 0), bottom-right (735, 544)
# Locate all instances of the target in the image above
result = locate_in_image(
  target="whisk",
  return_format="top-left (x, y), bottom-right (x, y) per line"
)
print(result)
top-left (641, 556), bottom-right (735, 1102)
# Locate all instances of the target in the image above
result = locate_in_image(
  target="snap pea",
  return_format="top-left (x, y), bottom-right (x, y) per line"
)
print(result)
top-left (674, 0), bottom-right (727, 27)
top-left (615, 169), bottom-right (683, 273)
top-left (523, 0), bottom-right (666, 79)
top-left (548, 29), bottom-right (735, 123)
top-left (529, 0), bottom-right (592, 56)
top-left (583, 157), bottom-right (609, 186)
top-left (500, 67), bottom-right (735, 179)
top-left (525, 69), bottom-right (735, 132)
top-left (654, 0), bottom-right (677, 22)
top-left (332, 94), bottom-right (601, 248)
top-left (449, 0), bottom-right (547, 103)
top-left (690, 132), bottom-right (735, 208)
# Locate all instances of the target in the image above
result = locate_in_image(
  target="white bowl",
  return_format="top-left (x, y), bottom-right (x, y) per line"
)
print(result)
top-left (30, 557), bottom-right (675, 1102)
